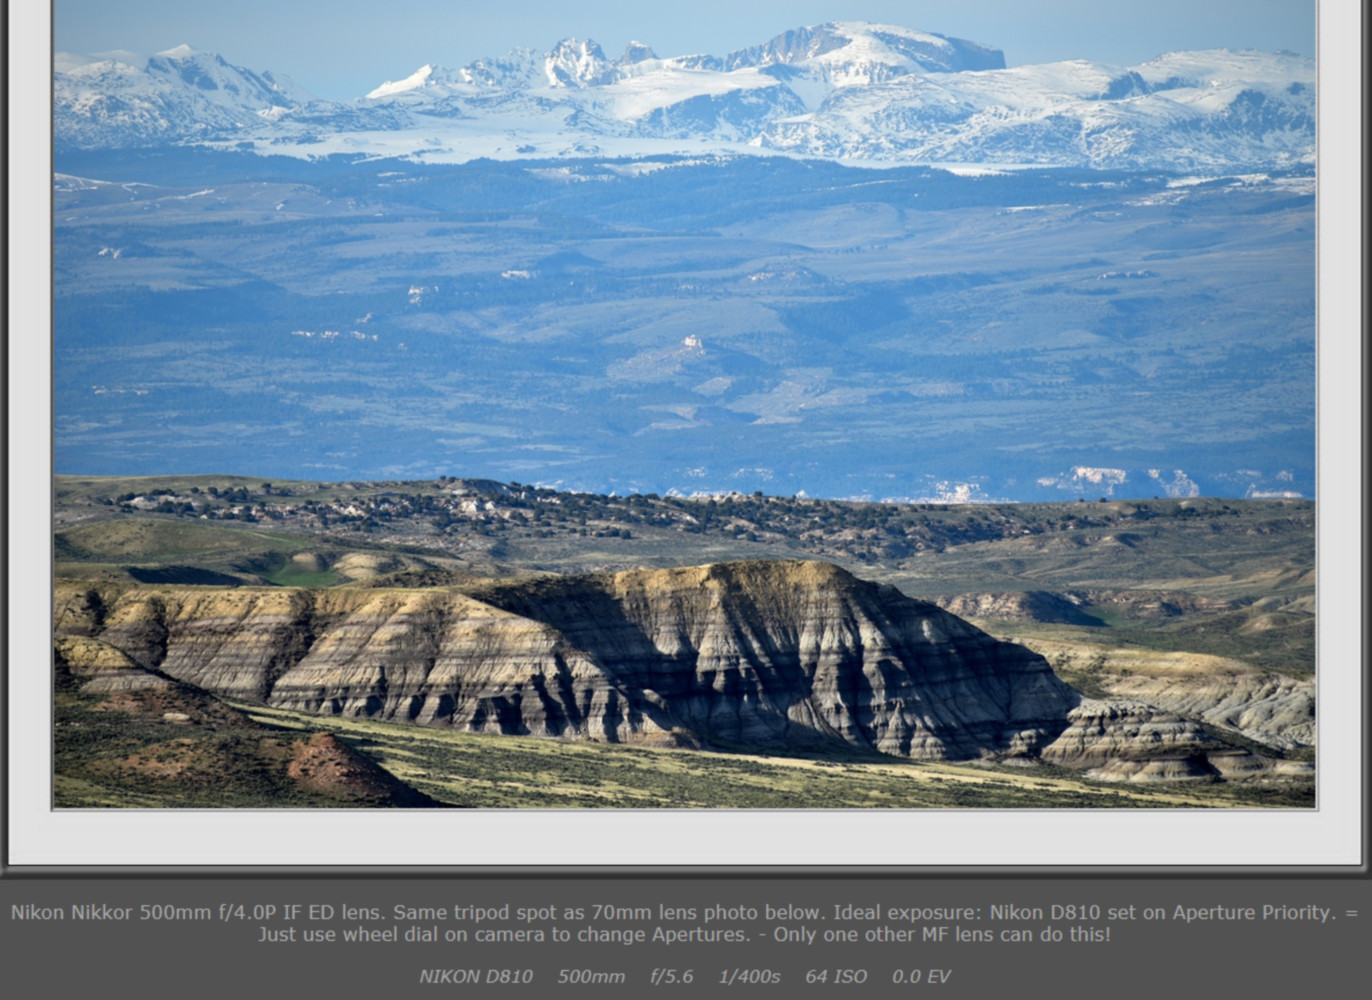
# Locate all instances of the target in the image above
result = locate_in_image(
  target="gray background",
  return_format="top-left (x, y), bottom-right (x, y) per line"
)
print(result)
top-left (2, 874), bottom-right (1367, 996)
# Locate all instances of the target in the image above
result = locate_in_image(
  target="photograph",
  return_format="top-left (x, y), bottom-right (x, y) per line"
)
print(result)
top-left (14, 0), bottom-right (1361, 867)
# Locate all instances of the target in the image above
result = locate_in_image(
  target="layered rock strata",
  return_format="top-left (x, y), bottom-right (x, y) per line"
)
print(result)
top-left (54, 635), bottom-right (171, 694)
top-left (935, 588), bottom-right (1233, 626)
top-left (468, 561), bottom-right (1079, 758)
top-left (1040, 700), bottom-right (1216, 770)
top-left (53, 561), bottom-right (1082, 761)
top-left (1105, 670), bottom-right (1314, 751)
top-left (1038, 699), bottom-right (1298, 782)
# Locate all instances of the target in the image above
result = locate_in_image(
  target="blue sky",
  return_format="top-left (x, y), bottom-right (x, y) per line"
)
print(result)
top-left (54, 0), bottom-right (1316, 100)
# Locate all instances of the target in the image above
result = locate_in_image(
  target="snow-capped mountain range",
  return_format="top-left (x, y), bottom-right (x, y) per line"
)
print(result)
top-left (55, 21), bottom-right (1315, 171)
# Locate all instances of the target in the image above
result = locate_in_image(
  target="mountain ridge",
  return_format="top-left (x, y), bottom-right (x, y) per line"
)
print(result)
top-left (54, 21), bottom-right (1314, 171)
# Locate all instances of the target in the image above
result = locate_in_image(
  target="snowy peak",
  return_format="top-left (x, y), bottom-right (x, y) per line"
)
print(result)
top-left (54, 44), bottom-right (316, 150)
top-left (1134, 47), bottom-right (1314, 91)
top-left (544, 37), bottom-right (619, 88)
top-left (724, 22), bottom-right (1006, 77)
top-left (143, 44), bottom-right (313, 109)
top-left (849, 23), bottom-right (1005, 72)
top-left (366, 64), bottom-right (436, 99)
top-left (456, 48), bottom-right (542, 89)
top-left (156, 43), bottom-right (198, 59)
top-left (621, 41), bottom-right (658, 65)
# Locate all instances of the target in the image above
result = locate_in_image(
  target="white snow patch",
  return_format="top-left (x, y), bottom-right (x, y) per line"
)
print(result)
top-left (54, 173), bottom-right (110, 190)
top-left (163, 188), bottom-right (215, 201)
top-left (938, 165), bottom-right (1012, 176)
top-left (600, 158), bottom-right (712, 176)
top-left (367, 65), bottom-right (435, 100)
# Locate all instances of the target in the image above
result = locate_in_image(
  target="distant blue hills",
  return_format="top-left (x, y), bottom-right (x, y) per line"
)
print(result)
top-left (53, 148), bottom-right (1313, 501)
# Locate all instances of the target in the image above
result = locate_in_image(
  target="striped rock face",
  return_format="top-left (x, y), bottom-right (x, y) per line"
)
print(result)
top-left (55, 560), bottom-right (1082, 761)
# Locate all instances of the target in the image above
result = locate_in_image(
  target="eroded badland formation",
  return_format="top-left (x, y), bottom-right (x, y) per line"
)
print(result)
top-left (52, 477), bottom-right (1315, 807)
